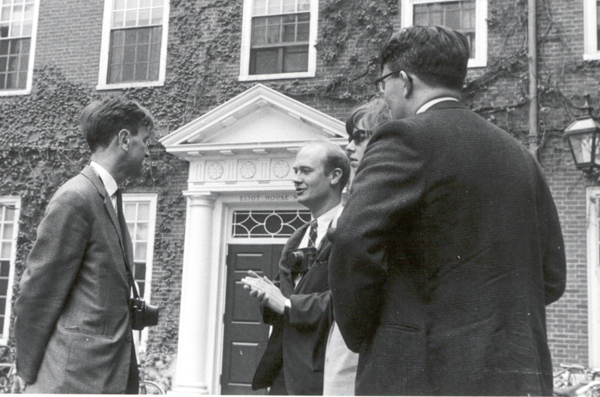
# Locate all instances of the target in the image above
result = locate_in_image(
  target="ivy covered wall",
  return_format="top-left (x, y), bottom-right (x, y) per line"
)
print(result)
top-left (0, 0), bottom-right (597, 390)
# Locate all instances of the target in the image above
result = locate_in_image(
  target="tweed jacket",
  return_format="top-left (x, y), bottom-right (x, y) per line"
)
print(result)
top-left (252, 223), bottom-right (334, 395)
top-left (329, 101), bottom-right (566, 396)
top-left (15, 166), bottom-right (135, 394)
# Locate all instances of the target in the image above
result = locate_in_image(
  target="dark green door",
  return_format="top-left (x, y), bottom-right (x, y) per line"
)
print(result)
top-left (221, 244), bottom-right (283, 395)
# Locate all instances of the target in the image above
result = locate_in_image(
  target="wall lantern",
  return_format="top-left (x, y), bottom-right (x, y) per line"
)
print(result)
top-left (564, 96), bottom-right (600, 174)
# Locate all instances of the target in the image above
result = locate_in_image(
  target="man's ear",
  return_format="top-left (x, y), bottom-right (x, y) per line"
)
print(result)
top-left (329, 168), bottom-right (343, 186)
top-left (117, 129), bottom-right (130, 150)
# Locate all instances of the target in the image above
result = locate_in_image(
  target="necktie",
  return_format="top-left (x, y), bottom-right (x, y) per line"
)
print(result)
top-left (308, 220), bottom-right (318, 248)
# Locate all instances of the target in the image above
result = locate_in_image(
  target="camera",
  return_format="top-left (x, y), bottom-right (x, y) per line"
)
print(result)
top-left (130, 298), bottom-right (160, 331)
top-left (286, 247), bottom-right (317, 274)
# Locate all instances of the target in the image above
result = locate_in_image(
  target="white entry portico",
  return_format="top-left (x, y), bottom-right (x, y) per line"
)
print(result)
top-left (159, 84), bottom-right (347, 395)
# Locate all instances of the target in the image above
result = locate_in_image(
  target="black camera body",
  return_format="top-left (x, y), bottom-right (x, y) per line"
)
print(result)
top-left (286, 246), bottom-right (317, 274)
top-left (130, 298), bottom-right (160, 331)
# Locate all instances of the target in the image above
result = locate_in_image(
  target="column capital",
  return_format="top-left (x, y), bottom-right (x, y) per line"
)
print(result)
top-left (183, 191), bottom-right (217, 207)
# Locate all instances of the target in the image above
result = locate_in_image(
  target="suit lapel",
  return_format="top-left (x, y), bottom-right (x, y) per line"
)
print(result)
top-left (80, 166), bottom-right (134, 276)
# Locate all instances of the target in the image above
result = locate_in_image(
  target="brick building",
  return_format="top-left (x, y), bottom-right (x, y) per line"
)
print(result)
top-left (0, 0), bottom-right (597, 394)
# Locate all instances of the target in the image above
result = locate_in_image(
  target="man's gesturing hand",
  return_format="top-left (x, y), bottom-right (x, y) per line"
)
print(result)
top-left (241, 270), bottom-right (287, 314)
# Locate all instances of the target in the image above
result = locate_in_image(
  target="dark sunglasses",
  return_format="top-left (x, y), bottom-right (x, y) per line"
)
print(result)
top-left (348, 129), bottom-right (372, 145)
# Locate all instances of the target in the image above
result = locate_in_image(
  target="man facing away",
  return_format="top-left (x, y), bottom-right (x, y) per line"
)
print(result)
top-left (329, 25), bottom-right (566, 396)
top-left (242, 140), bottom-right (350, 395)
top-left (14, 97), bottom-right (155, 394)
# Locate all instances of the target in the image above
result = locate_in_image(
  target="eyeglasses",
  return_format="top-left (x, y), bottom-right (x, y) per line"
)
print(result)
top-left (374, 70), bottom-right (412, 92)
top-left (348, 129), bottom-right (372, 145)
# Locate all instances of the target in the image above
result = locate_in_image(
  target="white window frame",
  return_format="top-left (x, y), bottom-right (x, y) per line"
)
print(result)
top-left (401, 0), bottom-right (487, 68)
top-left (0, 0), bottom-right (40, 96)
top-left (97, 0), bottom-right (170, 91)
top-left (583, 0), bottom-right (600, 60)
top-left (239, 0), bottom-right (319, 81)
top-left (0, 196), bottom-right (20, 344)
top-left (587, 187), bottom-right (600, 367)
top-left (122, 193), bottom-right (157, 352)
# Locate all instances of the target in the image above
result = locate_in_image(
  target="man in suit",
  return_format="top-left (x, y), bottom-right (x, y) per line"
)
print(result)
top-left (242, 140), bottom-right (350, 395)
top-left (14, 97), bottom-right (155, 394)
top-left (329, 25), bottom-right (566, 396)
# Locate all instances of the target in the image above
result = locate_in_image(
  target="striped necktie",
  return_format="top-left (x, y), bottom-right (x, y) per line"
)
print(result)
top-left (308, 220), bottom-right (318, 247)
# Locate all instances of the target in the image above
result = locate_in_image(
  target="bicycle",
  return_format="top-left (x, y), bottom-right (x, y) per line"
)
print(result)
top-left (0, 345), bottom-right (15, 393)
top-left (554, 363), bottom-right (600, 397)
top-left (139, 364), bottom-right (165, 395)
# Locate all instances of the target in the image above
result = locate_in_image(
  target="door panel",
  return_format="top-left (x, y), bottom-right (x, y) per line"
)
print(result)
top-left (221, 244), bottom-right (283, 395)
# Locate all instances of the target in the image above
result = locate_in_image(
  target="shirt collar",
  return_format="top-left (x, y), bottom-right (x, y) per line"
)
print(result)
top-left (90, 161), bottom-right (119, 197)
top-left (416, 97), bottom-right (459, 114)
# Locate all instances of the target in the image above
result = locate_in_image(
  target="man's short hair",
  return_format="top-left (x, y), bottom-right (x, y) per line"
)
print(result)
top-left (80, 96), bottom-right (155, 153)
top-left (304, 140), bottom-right (351, 190)
top-left (380, 25), bottom-right (470, 90)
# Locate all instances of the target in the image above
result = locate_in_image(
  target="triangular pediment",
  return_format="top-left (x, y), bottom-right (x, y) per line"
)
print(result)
top-left (160, 84), bottom-right (347, 159)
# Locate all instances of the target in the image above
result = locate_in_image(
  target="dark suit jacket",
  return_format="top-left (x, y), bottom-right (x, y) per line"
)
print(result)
top-left (15, 166), bottom-right (135, 394)
top-left (329, 101), bottom-right (566, 396)
top-left (252, 224), bottom-right (333, 395)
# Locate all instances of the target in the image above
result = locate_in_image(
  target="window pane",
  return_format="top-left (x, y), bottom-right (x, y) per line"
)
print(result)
top-left (0, 261), bottom-right (9, 278)
top-left (126, 0), bottom-right (138, 9)
top-left (282, 0), bottom-right (295, 13)
top-left (268, 0), bottom-right (281, 14)
top-left (125, 9), bottom-right (137, 27)
top-left (134, 262), bottom-right (146, 280)
top-left (137, 203), bottom-right (150, 221)
top-left (250, 48), bottom-right (279, 75)
top-left (109, 26), bottom-right (161, 83)
top-left (253, 0), bottom-right (267, 15)
top-left (113, 10), bottom-right (125, 28)
top-left (136, 222), bottom-right (148, 241)
top-left (134, 62), bottom-right (148, 81)
top-left (298, 0), bottom-right (310, 11)
top-left (135, 242), bottom-right (147, 261)
top-left (140, 0), bottom-right (151, 7)
top-left (297, 19), bottom-right (309, 41)
top-left (266, 17), bottom-right (281, 43)
top-left (0, 242), bottom-right (10, 259)
top-left (413, 0), bottom-right (475, 59)
top-left (283, 45), bottom-right (308, 72)
top-left (2, 223), bottom-right (13, 240)
top-left (139, 8), bottom-right (150, 26)
top-left (114, 0), bottom-right (126, 11)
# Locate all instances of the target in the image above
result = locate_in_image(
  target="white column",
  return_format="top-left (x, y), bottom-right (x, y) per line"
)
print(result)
top-left (171, 192), bottom-right (217, 395)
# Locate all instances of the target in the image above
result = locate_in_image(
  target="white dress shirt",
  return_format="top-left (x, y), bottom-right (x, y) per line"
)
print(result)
top-left (90, 161), bottom-right (119, 211)
top-left (416, 96), bottom-right (459, 114)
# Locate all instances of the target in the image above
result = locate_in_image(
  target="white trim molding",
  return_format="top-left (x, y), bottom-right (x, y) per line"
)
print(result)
top-left (0, 196), bottom-right (20, 343)
top-left (96, 0), bottom-right (170, 90)
top-left (583, 0), bottom-right (600, 60)
top-left (0, 0), bottom-right (40, 96)
top-left (587, 187), bottom-right (600, 367)
top-left (239, 0), bottom-right (319, 81)
top-left (401, 0), bottom-right (487, 68)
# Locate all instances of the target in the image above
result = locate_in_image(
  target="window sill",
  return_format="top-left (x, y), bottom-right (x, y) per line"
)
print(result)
top-left (0, 89), bottom-right (31, 97)
top-left (583, 52), bottom-right (600, 61)
top-left (96, 80), bottom-right (165, 91)
top-left (238, 71), bottom-right (315, 81)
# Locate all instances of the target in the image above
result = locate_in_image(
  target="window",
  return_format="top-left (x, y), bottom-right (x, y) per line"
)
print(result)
top-left (240, 0), bottom-right (318, 81)
top-left (232, 210), bottom-right (311, 238)
top-left (401, 0), bottom-right (487, 67)
top-left (0, 0), bottom-right (39, 96)
top-left (123, 193), bottom-right (157, 350)
top-left (98, 0), bottom-right (169, 90)
top-left (0, 197), bottom-right (19, 343)
top-left (583, 0), bottom-right (600, 59)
